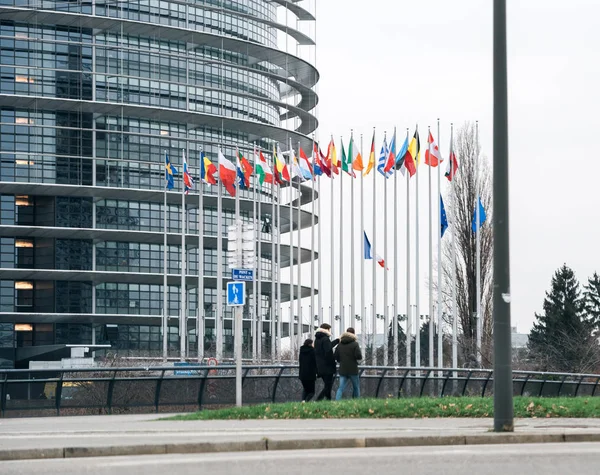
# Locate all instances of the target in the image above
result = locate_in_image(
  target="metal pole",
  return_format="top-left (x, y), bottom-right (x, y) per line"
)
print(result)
top-left (493, 0), bottom-right (514, 432)
top-left (317, 174), bottom-right (323, 328)
top-left (331, 139), bottom-right (335, 333)
top-left (235, 303), bottom-right (243, 407)
top-left (198, 158), bottom-right (204, 362)
top-left (476, 121), bottom-right (482, 365)
top-left (277, 182), bottom-right (283, 360)
top-left (296, 144), bottom-right (302, 353)
top-left (360, 134), bottom-right (365, 345)
top-left (180, 151), bottom-right (187, 361)
top-left (216, 156), bottom-right (223, 362)
top-left (371, 129), bottom-right (377, 363)
top-left (350, 134), bottom-right (356, 331)
top-left (339, 137), bottom-right (344, 334)
top-left (310, 138), bottom-right (316, 339)
top-left (163, 175), bottom-right (168, 361)
top-left (393, 134), bottom-right (399, 366)
top-left (288, 145), bottom-right (295, 356)
top-left (383, 132), bottom-right (389, 367)
top-left (270, 179), bottom-right (276, 360)
top-left (405, 129), bottom-right (411, 370)
top-left (428, 126), bottom-right (434, 369)
top-left (415, 126), bottom-right (421, 370)
top-left (451, 124), bottom-right (458, 387)
top-left (437, 120), bottom-right (443, 372)
top-left (255, 172), bottom-right (261, 361)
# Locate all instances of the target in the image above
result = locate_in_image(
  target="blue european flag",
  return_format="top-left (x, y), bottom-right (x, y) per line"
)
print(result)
top-left (471, 197), bottom-right (487, 233)
top-left (165, 152), bottom-right (178, 190)
top-left (440, 195), bottom-right (449, 238)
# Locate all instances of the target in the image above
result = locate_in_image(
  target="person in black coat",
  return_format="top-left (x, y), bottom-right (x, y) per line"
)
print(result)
top-left (298, 338), bottom-right (317, 401)
top-left (313, 323), bottom-right (340, 401)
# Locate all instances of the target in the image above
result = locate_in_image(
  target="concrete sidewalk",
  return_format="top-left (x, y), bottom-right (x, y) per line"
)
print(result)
top-left (2, 414), bottom-right (600, 461)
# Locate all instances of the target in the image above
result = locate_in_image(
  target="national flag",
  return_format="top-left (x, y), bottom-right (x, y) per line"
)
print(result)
top-left (425, 131), bottom-right (443, 167)
top-left (274, 144), bottom-right (290, 182)
top-left (329, 136), bottom-right (340, 173)
top-left (376, 136), bottom-right (389, 177)
top-left (289, 144), bottom-right (303, 181)
top-left (395, 135), bottom-right (409, 172)
top-left (183, 151), bottom-right (194, 194)
top-left (364, 231), bottom-right (385, 269)
top-left (445, 145), bottom-right (459, 182)
top-left (299, 147), bottom-right (314, 180)
top-left (364, 131), bottom-right (376, 176)
top-left (255, 148), bottom-right (273, 186)
top-left (383, 129), bottom-right (397, 174)
top-left (312, 142), bottom-right (323, 177)
top-left (318, 143), bottom-right (332, 177)
top-left (340, 138), bottom-right (353, 176)
top-left (350, 135), bottom-right (363, 173)
top-left (404, 129), bottom-right (420, 177)
top-left (200, 149), bottom-right (217, 185)
top-left (218, 149), bottom-right (237, 197)
top-left (236, 148), bottom-right (253, 190)
top-left (471, 197), bottom-right (487, 233)
top-left (440, 195), bottom-right (448, 238)
top-left (165, 152), bottom-right (178, 190)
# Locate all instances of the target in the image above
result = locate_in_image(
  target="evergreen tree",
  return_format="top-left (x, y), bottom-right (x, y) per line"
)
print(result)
top-left (386, 316), bottom-right (407, 365)
top-left (584, 272), bottom-right (600, 333)
top-left (528, 265), bottom-right (597, 372)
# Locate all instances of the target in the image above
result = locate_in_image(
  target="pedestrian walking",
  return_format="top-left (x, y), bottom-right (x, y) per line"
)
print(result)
top-left (334, 327), bottom-right (362, 400)
top-left (298, 338), bottom-right (317, 402)
top-left (314, 323), bottom-right (339, 401)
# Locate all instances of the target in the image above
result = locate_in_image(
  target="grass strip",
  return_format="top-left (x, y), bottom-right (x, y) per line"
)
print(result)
top-left (164, 396), bottom-right (600, 421)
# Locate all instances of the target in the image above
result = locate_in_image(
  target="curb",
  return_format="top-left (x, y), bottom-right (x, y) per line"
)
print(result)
top-left (0, 432), bottom-right (595, 461)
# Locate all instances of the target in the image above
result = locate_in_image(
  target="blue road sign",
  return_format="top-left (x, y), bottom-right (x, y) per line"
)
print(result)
top-left (174, 362), bottom-right (193, 376)
top-left (232, 268), bottom-right (254, 281)
top-left (227, 281), bottom-right (246, 306)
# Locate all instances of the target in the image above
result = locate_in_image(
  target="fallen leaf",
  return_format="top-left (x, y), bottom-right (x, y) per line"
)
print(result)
top-left (465, 404), bottom-right (473, 410)
top-left (527, 402), bottom-right (535, 411)
top-left (265, 407), bottom-right (270, 412)
top-left (368, 408), bottom-right (375, 414)
top-left (449, 403), bottom-right (456, 407)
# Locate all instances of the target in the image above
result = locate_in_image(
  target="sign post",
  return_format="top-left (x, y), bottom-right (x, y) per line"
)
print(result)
top-left (227, 281), bottom-right (245, 407)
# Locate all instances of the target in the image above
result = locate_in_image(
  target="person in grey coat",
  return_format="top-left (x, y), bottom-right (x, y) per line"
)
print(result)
top-left (334, 327), bottom-right (362, 400)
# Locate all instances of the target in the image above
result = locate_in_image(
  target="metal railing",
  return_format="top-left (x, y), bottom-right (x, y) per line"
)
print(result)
top-left (2, 365), bottom-right (600, 418)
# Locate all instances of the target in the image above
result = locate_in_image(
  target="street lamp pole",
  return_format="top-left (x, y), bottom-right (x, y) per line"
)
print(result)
top-left (493, 0), bottom-right (514, 432)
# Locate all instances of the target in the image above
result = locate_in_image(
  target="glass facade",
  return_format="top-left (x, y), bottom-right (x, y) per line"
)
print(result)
top-left (0, 1), bottom-right (317, 365)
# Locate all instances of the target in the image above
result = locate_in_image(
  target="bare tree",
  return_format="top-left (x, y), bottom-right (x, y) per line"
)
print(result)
top-left (441, 122), bottom-right (493, 365)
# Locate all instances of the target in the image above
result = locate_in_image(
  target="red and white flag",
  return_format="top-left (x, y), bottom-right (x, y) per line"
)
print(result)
top-left (425, 131), bottom-right (443, 167)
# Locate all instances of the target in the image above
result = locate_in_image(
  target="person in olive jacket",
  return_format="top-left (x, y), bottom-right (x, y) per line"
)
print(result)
top-left (334, 327), bottom-right (363, 400)
top-left (298, 338), bottom-right (317, 401)
top-left (314, 323), bottom-right (340, 401)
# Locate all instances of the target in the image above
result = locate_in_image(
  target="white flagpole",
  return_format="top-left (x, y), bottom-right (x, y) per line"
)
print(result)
top-left (330, 137), bottom-right (335, 333)
top-left (371, 129), bottom-right (377, 362)
top-left (428, 126), bottom-right (434, 369)
top-left (198, 153), bottom-right (204, 363)
top-left (339, 136), bottom-right (344, 334)
top-left (277, 180), bottom-right (282, 360)
top-left (476, 121), bottom-right (482, 365)
top-left (383, 131), bottom-right (389, 367)
top-left (288, 142), bottom-right (295, 358)
top-left (180, 150), bottom-right (187, 361)
top-left (254, 159), bottom-right (260, 361)
top-left (437, 119), bottom-right (443, 371)
top-left (310, 137), bottom-right (316, 339)
top-left (360, 134), bottom-right (365, 345)
top-left (415, 125), bottom-right (421, 370)
top-left (450, 124), bottom-right (458, 372)
top-left (350, 133), bottom-right (356, 331)
top-left (234, 150), bottom-right (242, 363)
top-left (296, 141), bottom-right (303, 352)
top-left (317, 159), bottom-right (323, 328)
top-left (393, 128), bottom-right (399, 367)
top-left (405, 129), bottom-right (411, 370)
top-left (270, 175), bottom-right (276, 361)
top-left (163, 152), bottom-right (168, 361)
top-left (216, 150), bottom-right (223, 362)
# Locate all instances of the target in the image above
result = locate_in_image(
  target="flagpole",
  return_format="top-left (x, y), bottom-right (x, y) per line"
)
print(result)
top-left (234, 150), bottom-right (242, 364)
top-left (330, 137), bottom-right (335, 336)
top-left (163, 154), bottom-right (168, 362)
top-left (254, 166), bottom-right (260, 361)
top-left (450, 124), bottom-right (458, 376)
top-left (270, 177), bottom-right (276, 361)
top-left (415, 125), bottom-right (421, 370)
top-left (405, 129), bottom-right (411, 370)
top-left (437, 119), bottom-right (443, 372)
top-left (288, 142), bottom-right (295, 357)
top-left (371, 128), bottom-right (377, 362)
top-left (296, 141), bottom-right (303, 353)
top-left (310, 137), bottom-right (316, 339)
top-left (427, 126), bottom-right (434, 369)
top-left (339, 136), bottom-right (345, 334)
top-left (216, 151), bottom-right (224, 362)
top-left (360, 134), bottom-right (365, 345)
top-left (476, 120), bottom-right (482, 365)
top-left (317, 164), bottom-right (323, 328)
top-left (277, 180), bottom-right (282, 360)
top-left (198, 157), bottom-right (204, 363)
top-left (180, 150), bottom-right (187, 361)
top-left (393, 128), bottom-right (399, 367)
top-left (383, 131), bottom-right (389, 367)
top-left (350, 133), bottom-right (356, 331)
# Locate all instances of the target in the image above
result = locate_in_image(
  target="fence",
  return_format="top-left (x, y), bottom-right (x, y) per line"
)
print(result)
top-left (2, 365), bottom-right (600, 418)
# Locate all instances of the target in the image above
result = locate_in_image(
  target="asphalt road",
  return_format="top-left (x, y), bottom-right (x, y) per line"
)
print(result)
top-left (3, 443), bottom-right (600, 475)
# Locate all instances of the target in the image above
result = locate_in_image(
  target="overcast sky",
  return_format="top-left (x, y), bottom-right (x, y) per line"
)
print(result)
top-left (286, 0), bottom-right (600, 335)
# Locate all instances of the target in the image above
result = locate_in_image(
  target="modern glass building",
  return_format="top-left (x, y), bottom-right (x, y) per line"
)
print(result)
top-left (0, 0), bottom-right (318, 368)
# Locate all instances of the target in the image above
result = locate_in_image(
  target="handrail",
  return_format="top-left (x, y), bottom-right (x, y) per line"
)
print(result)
top-left (2, 365), bottom-right (600, 418)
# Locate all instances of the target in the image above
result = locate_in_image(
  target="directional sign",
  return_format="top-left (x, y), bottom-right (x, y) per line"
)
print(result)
top-left (232, 269), bottom-right (254, 281)
top-left (227, 281), bottom-right (246, 306)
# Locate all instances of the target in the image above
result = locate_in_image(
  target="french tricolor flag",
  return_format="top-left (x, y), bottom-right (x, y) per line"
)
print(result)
top-left (364, 232), bottom-right (385, 269)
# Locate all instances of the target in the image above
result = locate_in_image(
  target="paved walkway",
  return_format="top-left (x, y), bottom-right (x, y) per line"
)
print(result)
top-left (2, 414), bottom-right (600, 460)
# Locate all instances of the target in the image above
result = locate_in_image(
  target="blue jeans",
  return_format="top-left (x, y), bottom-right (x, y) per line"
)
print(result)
top-left (335, 374), bottom-right (360, 400)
